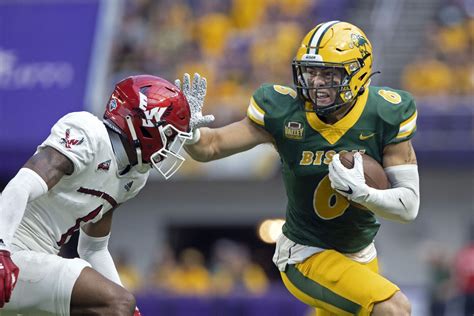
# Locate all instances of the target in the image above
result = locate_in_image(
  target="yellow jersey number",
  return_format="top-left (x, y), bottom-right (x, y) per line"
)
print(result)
top-left (273, 85), bottom-right (297, 99)
top-left (313, 175), bottom-right (350, 220)
top-left (378, 89), bottom-right (402, 104)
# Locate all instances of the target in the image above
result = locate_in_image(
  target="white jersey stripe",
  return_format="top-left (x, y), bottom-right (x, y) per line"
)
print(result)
top-left (247, 97), bottom-right (265, 126)
top-left (397, 111), bottom-right (417, 138)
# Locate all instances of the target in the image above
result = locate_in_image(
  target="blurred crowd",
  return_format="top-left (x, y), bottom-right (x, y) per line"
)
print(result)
top-left (109, 0), bottom-right (473, 178)
top-left (110, 0), bottom-right (350, 127)
top-left (116, 239), bottom-right (270, 296)
top-left (111, 0), bottom-right (474, 112)
top-left (401, 0), bottom-right (474, 99)
top-left (421, 223), bottom-right (474, 316)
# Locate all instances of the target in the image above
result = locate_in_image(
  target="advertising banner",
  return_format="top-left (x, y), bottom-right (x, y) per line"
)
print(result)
top-left (0, 0), bottom-right (103, 178)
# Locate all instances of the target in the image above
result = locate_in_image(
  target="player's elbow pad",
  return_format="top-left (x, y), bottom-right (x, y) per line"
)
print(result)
top-left (77, 229), bottom-right (110, 258)
top-left (77, 229), bottom-right (123, 285)
top-left (363, 164), bottom-right (420, 223)
top-left (0, 168), bottom-right (48, 245)
top-left (2, 168), bottom-right (48, 201)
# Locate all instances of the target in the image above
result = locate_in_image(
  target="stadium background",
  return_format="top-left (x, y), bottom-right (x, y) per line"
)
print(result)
top-left (0, 0), bottom-right (473, 315)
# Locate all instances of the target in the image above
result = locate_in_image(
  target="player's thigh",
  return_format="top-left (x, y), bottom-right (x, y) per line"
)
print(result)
top-left (70, 266), bottom-right (134, 311)
top-left (3, 250), bottom-right (90, 315)
top-left (281, 249), bottom-right (399, 316)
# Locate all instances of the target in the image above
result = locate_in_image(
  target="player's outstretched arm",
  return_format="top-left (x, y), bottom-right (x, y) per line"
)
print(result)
top-left (184, 117), bottom-right (273, 162)
top-left (0, 146), bottom-right (71, 307)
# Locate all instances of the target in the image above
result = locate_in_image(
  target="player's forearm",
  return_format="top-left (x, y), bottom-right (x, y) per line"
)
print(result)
top-left (184, 127), bottom-right (218, 162)
top-left (0, 168), bottom-right (48, 246)
top-left (185, 118), bottom-right (272, 162)
top-left (77, 230), bottom-right (123, 286)
top-left (357, 165), bottom-right (420, 223)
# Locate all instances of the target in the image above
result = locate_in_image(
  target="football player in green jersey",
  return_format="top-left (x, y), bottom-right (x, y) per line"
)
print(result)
top-left (180, 21), bottom-right (419, 316)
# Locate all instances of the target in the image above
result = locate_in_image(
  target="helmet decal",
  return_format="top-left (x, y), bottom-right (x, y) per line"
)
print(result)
top-left (108, 98), bottom-right (117, 112)
top-left (307, 20), bottom-right (340, 55)
top-left (350, 33), bottom-right (370, 58)
top-left (138, 91), bottom-right (169, 128)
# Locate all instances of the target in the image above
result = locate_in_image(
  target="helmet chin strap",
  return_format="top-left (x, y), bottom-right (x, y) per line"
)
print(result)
top-left (125, 116), bottom-right (149, 174)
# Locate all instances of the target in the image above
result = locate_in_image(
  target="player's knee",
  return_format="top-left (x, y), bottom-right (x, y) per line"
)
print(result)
top-left (372, 291), bottom-right (411, 316)
top-left (106, 286), bottom-right (136, 315)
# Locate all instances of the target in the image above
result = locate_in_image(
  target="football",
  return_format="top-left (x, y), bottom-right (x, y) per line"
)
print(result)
top-left (339, 152), bottom-right (391, 190)
top-left (338, 152), bottom-right (390, 209)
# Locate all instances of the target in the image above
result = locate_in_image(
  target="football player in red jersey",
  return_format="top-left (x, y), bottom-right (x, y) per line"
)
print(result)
top-left (0, 75), bottom-right (213, 315)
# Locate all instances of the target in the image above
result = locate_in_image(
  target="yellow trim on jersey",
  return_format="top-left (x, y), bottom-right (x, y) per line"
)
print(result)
top-left (247, 97), bottom-right (265, 126)
top-left (396, 110), bottom-right (417, 139)
top-left (305, 88), bottom-right (369, 144)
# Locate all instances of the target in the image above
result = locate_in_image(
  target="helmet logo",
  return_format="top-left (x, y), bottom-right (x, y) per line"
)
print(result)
top-left (350, 33), bottom-right (369, 57)
top-left (138, 91), bottom-right (169, 127)
top-left (108, 98), bottom-right (117, 112)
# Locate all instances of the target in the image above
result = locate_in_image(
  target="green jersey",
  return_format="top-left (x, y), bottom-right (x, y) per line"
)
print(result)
top-left (247, 84), bottom-right (417, 253)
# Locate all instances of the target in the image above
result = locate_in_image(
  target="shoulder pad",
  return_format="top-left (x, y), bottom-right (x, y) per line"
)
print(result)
top-left (371, 87), bottom-right (418, 144)
top-left (247, 84), bottom-right (298, 127)
top-left (38, 112), bottom-right (105, 174)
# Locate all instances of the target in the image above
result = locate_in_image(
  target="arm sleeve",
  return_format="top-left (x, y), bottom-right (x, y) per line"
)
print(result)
top-left (77, 229), bottom-right (123, 286)
top-left (359, 164), bottom-right (420, 223)
top-left (0, 168), bottom-right (48, 246)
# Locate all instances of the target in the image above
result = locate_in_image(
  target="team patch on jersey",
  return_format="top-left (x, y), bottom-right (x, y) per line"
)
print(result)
top-left (284, 121), bottom-right (305, 140)
top-left (59, 128), bottom-right (84, 149)
top-left (97, 160), bottom-right (111, 171)
top-left (124, 181), bottom-right (133, 192)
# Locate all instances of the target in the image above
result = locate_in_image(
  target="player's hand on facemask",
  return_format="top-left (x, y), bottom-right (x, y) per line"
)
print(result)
top-left (328, 152), bottom-right (370, 204)
top-left (175, 73), bottom-right (215, 131)
top-left (0, 241), bottom-right (19, 308)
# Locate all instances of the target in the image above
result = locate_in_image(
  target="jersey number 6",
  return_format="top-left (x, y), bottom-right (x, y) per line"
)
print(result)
top-left (313, 175), bottom-right (350, 220)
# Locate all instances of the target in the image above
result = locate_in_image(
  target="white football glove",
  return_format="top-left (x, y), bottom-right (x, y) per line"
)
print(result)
top-left (175, 73), bottom-right (215, 132)
top-left (328, 152), bottom-right (370, 204)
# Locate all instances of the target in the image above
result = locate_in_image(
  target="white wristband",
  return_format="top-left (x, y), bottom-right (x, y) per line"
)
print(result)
top-left (185, 128), bottom-right (201, 145)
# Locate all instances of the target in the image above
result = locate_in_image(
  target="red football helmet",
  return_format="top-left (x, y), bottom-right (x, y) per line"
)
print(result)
top-left (104, 75), bottom-right (192, 179)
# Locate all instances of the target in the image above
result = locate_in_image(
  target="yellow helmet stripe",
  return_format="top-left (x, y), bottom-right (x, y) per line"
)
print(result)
top-left (308, 20), bottom-right (340, 55)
